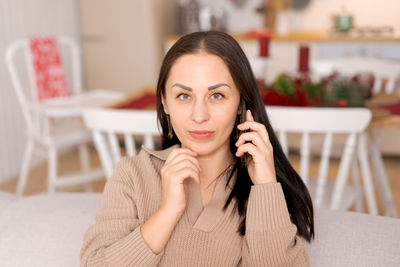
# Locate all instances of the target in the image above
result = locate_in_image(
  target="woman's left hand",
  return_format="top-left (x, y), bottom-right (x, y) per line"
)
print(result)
top-left (235, 110), bottom-right (277, 185)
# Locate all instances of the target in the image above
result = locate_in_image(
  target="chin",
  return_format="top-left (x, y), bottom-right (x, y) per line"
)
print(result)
top-left (181, 140), bottom-right (215, 155)
top-left (187, 139), bottom-right (232, 158)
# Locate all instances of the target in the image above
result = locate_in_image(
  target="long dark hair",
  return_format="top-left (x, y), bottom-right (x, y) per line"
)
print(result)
top-left (156, 31), bottom-right (314, 242)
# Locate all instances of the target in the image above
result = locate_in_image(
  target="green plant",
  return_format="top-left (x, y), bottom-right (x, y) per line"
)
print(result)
top-left (323, 76), bottom-right (365, 107)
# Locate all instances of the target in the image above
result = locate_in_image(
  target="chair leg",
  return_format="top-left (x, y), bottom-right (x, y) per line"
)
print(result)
top-left (78, 144), bottom-right (91, 172)
top-left (370, 130), bottom-right (398, 217)
top-left (16, 139), bottom-right (34, 196)
top-left (79, 144), bottom-right (94, 192)
top-left (47, 147), bottom-right (58, 194)
top-left (357, 133), bottom-right (378, 215)
top-left (351, 156), bottom-right (364, 213)
top-left (330, 135), bottom-right (354, 211)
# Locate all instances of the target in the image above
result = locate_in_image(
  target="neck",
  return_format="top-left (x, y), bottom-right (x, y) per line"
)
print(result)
top-left (196, 145), bottom-right (235, 186)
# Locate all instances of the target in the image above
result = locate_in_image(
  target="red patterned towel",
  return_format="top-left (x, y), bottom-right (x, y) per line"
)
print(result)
top-left (30, 37), bottom-right (70, 100)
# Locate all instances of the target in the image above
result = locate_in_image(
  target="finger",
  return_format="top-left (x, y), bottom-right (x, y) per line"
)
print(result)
top-left (173, 159), bottom-right (201, 177)
top-left (169, 152), bottom-right (201, 172)
top-left (167, 149), bottom-right (201, 171)
top-left (163, 160), bottom-right (200, 184)
top-left (236, 141), bottom-right (273, 159)
top-left (235, 131), bottom-right (267, 149)
top-left (237, 120), bottom-right (264, 133)
top-left (246, 109), bottom-right (254, 122)
top-left (237, 121), bottom-right (269, 146)
top-left (176, 166), bottom-right (200, 184)
top-left (235, 142), bottom-right (259, 158)
top-left (168, 148), bottom-right (197, 161)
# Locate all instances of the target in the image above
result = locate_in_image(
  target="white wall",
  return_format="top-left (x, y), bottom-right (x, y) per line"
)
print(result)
top-left (80, 0), bottom-right (165, 93)
top-left (0, 0), bottom-right (80, 184)
top-left (197, 0), bottom-right (400, 33)
top-left (198, 0), bottom-right (264, 33)
top-left (288, 0), bottom-right (400, 32)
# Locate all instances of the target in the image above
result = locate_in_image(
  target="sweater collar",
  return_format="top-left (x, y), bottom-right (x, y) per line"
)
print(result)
top-left (186, 168), bottom-right (237, 232)
top-left (141, 144), bottom-right (180, 161)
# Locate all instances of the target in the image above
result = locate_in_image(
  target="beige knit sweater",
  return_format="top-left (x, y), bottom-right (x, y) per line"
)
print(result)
top-left (81, 145), bottom-right (310, 266)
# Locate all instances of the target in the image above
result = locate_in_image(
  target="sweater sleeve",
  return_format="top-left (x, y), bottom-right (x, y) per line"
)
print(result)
top-left (80, 158), bottom-right (164, 267)
top-left (240, 183), bottom-right (310, 267)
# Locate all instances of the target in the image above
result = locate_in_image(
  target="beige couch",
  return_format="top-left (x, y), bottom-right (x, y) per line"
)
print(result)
top-left (0, 191), bottom-right (399, 266)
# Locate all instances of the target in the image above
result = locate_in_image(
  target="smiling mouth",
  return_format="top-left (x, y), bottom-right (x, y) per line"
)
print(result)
top-left (189, 131), bottom-right (215, 140)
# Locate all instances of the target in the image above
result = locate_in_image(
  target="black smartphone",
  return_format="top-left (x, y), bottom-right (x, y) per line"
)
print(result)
top-left (238, 100), bottom-right (250, 167)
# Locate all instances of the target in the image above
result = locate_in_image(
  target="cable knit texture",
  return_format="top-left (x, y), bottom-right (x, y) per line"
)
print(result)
top-left (81, 145), bottom-right (310, 266)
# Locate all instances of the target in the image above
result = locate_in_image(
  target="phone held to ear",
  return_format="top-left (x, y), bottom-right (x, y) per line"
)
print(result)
top-left (238, 100), bottom-right (250, 167)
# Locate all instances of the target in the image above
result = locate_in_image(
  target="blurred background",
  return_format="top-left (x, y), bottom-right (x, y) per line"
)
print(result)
top-left (0, 0), bottom-right (399, 206)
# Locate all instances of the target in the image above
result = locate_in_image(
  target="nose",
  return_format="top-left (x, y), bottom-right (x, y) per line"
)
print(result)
top-left (191, 99), bottom-right (209, 123)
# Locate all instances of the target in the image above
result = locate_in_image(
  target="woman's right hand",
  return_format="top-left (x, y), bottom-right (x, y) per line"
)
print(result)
top-left (159, 148), bottom-right (201, 216)
top-left (141, 148), bottom-right (201, 254)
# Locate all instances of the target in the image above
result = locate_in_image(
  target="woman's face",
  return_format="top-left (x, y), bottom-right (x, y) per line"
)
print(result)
top-left (162, 52), bottom-right (241, 156)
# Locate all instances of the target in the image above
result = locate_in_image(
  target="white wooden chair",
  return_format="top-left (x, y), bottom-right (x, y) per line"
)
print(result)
top-left (4, 36), bottom-right (124, 195)
top-left (310, 57), bottom-right (400, 94)
top-left (82, 108), bottom-right (160, 179)
top-left (310, 57), bottom-right (399, 217)
top-left (266, 106), bottom-right (376, 213)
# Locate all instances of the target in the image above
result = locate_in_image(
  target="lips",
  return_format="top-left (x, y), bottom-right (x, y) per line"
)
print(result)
top-left (189, 130), bottom-right (215, 139)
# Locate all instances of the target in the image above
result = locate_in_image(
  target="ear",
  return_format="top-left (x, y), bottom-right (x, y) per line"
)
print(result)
top-left (161, 94), bottom-right (169, 115)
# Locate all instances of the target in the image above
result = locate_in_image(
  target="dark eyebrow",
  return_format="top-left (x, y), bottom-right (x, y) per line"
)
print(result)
top-left (171, 83), bottom-right (231, 91)
top-left (208, 83), bottom-right (231, 90)
top-left (171, 83), bottom-right (192, 91)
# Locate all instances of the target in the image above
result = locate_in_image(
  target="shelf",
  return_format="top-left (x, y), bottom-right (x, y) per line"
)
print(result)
top-left (165, 32), bottom-right (400, 43)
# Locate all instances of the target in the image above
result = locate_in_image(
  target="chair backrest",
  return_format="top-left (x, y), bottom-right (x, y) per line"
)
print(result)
top-left (82, 108), bottom-right (160, 179)
top-left (310, 57), bottom-right (400, 94)
top-left (266, 106), bottom-right (372, 210)
top-left (4, 36), bottom-right (82, 134)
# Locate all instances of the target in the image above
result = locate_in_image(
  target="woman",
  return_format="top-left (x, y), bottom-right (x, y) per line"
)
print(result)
top-left (81, 31), bottom-right (314, 266)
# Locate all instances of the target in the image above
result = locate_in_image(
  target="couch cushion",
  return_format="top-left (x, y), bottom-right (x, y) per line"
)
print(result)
top-left (1, 192), bottom-right (400, 267)
top-left (0, 191), bottom-right (18, 215)
top-left (0, 193), bottom-right (101, 267)
top-left (304, 209), bottom-right (400, 267)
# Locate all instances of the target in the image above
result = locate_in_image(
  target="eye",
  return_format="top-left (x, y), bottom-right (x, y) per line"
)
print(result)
top-left (210, 92), bottom-right (224, 100)
top-left (177, 93), bottom-right (190, 100)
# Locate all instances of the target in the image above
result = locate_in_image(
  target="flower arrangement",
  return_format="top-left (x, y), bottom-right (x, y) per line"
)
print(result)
top-left (261, 72), bottom-right (372, 107)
